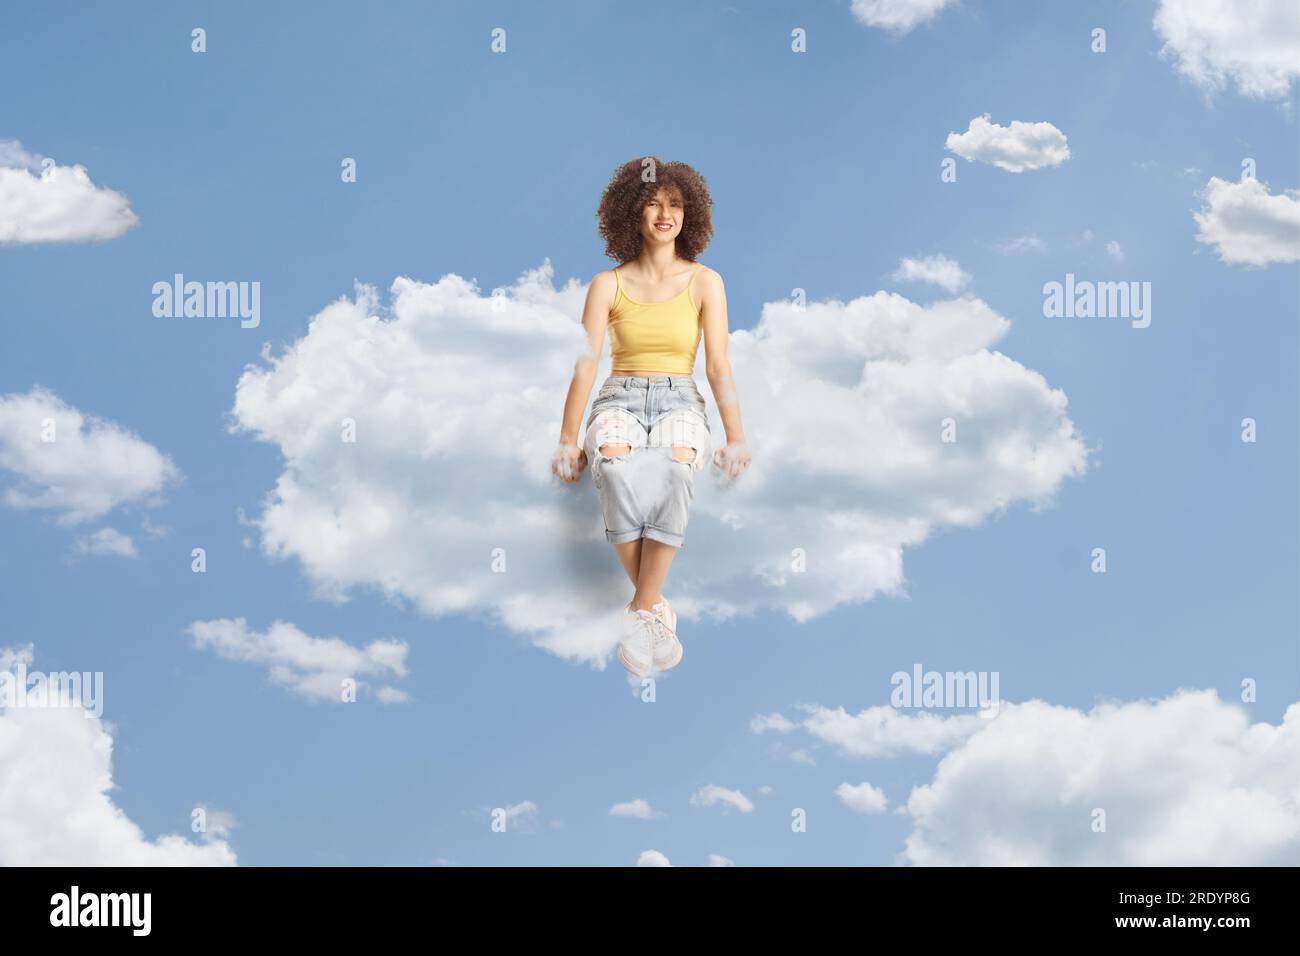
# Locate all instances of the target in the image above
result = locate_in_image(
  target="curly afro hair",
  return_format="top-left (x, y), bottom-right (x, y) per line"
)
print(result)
top-left (596, 157), bottom-right (714, 264)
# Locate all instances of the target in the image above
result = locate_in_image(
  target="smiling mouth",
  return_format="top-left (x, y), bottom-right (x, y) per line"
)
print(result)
top-left (655, 223), bottom-right (674, 230)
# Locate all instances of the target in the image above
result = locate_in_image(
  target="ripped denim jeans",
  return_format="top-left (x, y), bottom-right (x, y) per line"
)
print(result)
top-left (583, 375), bottom-right (712, 548)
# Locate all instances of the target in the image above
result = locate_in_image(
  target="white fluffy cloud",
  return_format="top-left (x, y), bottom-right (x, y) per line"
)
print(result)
top-left (188, 618), bottom-right (409, 703)
top-left (1192, 176), bottom-right (1300, 267)
top-left (905, 692), bottom-right (1300, 865)
top-left (636, 849), bottom-right (672, 866)
top-left (0, 140), bottom-right (139, 245)
top-left (763, 690), bottom-right (1299, 865)
top-left (850, 0), bottom-right (957, 34)
top-left (836, 781), bottom-right (889, 814)
top-left (689, 785), bottom-right (755, 814)
top-left (0, 645), bottom-right (237, 865)
top-left (945, 115), bottom-right (1070, 173)
top-left (0, 386), bottom-right (179, 526)
top-left (891, 254), bottom-right (971, 292)
top-left (609, 798), bottom-right (658, 819)
top-left (229, 261), bottom-right (1087, 665)
top-left (1153, 0), bottom-right (1300, 99)
top-left (707, 854), bottom-right (736, 866)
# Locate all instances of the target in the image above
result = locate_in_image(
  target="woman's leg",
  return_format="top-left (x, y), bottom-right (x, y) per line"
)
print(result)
top-left (612, 539), bottom-right (642, 588)
top-left (632, 538), bottom-right (677, 611)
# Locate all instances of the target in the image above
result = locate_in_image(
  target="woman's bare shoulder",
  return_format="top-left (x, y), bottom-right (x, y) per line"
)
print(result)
top-left (694, 263), bottom-right (726, 292)
top-left (588, 268), bottom-right (619, 295)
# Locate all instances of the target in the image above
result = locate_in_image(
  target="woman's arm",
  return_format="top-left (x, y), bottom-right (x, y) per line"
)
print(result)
top-left (552, 271), bottom-right (615, 482)
top-left (698, 267), bottom-right (752, 479)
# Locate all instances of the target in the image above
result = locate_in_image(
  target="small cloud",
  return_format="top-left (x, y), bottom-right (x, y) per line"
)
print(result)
top-left (689, 785), bottom-right (755, 814)
top-left (0, 140), bottom-right (140, 245)
top-left (187, 618), bottom-right (409, 703)
top-left (1192, 176), bottom-right (1300, 267)
top-left (945, 114), bottom-right (1070, 173)
top-left (835, 781), bottom-right (889, 814)
top-left (636, 849), bottom-right (672, 867)
top-left (496, 801), bottom-right (539, 832)
top-left (750, 712), bottom-right (797, 734)
top-left (994, 234), bottom-right (1046, 255)
top-left (73, 527), bottom-right (137, 559)
top-left (707, 854), bottom-right (736, 867)
top-left (1105, 240), bottom-right (1125, 261)
top-left (891, 254), bottom-right (971, 293)
top-left (609, 799), bottom-right (659, 820)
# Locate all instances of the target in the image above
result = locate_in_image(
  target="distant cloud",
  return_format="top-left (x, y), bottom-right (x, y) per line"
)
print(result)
top-left (754, 703), bottom-right (985, 757)
top-left (689, 784), bottom-right (755, 814)
top-left (749, 712), bottom-right (797, 734)
top-left (835, 781), bottom-right (889, 814)
top-left (497, 801), bottom-right (539, 832)
top-left (707, 854), bottom-right (736, 866)
top-left (891, 254), bottom-right (971, 293)
top-left (0, 386), bottom-right (179, 526)
top-left (636, 849), bottom-right (672, 867)
top-left (1105, 240), bottom-right (1124, 261)
top-left (1153, 0), bottom-right (1300, 99)
top-left (994, 234), bottom-right (1046, 254)
top-left (609, 799), bottom-right (659, 819)
top-left (850, 0), bottom-right (957, 34)
top-left (945, 114), bottom-right (1070, 173)
top-left (1192, 176), bottom-right (1300, 266)
top-left (0, 140), bottom-right (139, 245)
top-left (0, 645), bottom-right (237, 865)
top-left (188, 618), bottom-right (409, 703)
top-left (73, 527), bottom-right (138, 559)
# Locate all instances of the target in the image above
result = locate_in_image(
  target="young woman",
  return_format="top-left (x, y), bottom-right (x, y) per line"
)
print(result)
top-left (551, 158), bottom-right (751, 677)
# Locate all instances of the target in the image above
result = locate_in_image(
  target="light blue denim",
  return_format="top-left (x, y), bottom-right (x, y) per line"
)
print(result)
top-left (583, 375), bottom-right (712, 548)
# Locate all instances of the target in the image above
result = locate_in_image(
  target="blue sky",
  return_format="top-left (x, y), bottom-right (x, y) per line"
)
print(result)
top-left (1, 0), bottom-right (1297, 866)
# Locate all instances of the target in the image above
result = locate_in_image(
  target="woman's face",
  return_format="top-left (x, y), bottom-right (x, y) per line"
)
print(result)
top-left (640, 187), bottom-right (684, 248)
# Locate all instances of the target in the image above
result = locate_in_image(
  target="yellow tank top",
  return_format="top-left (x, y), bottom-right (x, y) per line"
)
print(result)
top-left (608, 263), bottom-right (704, 375)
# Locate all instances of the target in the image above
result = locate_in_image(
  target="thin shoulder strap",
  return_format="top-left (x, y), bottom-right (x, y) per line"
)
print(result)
top-left (687, 262), bottom-right (703, 309)
top-left (612, 266), bottom-right (623, 304)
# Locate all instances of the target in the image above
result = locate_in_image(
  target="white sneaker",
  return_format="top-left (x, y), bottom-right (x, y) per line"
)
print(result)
top-left (650, 598), bottom-right (682, 671)
top-left (652, 597), bottom-right (677, 633)
top-left (618, 608), bottom-right (657, 677)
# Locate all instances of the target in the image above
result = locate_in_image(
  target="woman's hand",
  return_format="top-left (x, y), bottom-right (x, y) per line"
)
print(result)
top-left (552, 443), bottom-right (588, 483)
top-left (712, 441), bottom-right (751, 481)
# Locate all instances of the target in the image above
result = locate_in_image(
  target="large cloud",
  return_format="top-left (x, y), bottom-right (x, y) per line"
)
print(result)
top-left (0, 645), bottom-right (237, 865)
top-left (1192, 176), bottom-right (1300, 267)
top-left (0, 140), bottom-right (139, 245)
top-left (762, 690), bottom-right (1299, 865)
top-left (0, 386), bottom-right (180, 525)
top-left (945, 115), bottom-right (1070, 173)
top-left (1153, 0), bottom-right (1300, 99)
top-left (230, 261), bottom-right (1088, 665)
